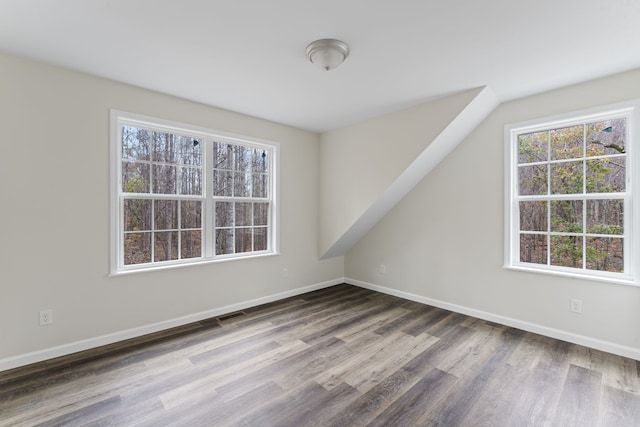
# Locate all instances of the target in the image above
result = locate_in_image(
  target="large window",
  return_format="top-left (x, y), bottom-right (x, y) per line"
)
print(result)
top-left (505, 102), bottom-right (638, 284)
top-left (111, 111), bottom-right (277, 274)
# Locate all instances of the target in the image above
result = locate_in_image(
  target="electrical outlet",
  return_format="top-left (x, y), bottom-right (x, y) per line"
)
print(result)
top-left (379, 264), bottom-right (386, 274)
top-left (39, 309), bottom-right (53, 326)
top-left (282, 268), bottom-right (288, 278)
top-left (570, 298), bottom-right (583, 314)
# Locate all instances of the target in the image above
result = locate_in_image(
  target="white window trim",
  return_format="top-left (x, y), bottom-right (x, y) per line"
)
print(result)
top-left (110, 110), bottom-right (280, 276)
top-left (504, 100), bottom-right (640, 286)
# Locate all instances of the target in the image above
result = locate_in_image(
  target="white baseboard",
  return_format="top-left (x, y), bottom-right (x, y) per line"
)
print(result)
top-left (346, 277), bottom-right (640, 361)
top-left (0, 278), bottom-right (343, 372)
top-left (5, 277), bottom-right (636, 372)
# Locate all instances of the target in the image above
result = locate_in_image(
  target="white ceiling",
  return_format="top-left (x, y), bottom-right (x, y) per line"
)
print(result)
top-left (1, 0), bottom-right (639, 133)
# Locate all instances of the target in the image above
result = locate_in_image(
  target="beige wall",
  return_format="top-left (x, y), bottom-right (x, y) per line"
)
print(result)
top-left (0, 53), bottom-right (343, 365)
top-left (318, 88), bottom-right (487, 258)
top-left (345, 68), bottom-right (640, 353)
top-left (2, 50), bottom-right (639, 368)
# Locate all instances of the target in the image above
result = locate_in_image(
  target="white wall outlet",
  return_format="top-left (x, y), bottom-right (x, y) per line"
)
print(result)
top-left (39, 309), bottom-right (53, 326)
top-left (570, 298), bottom-right (583, 313)
top-left (379, 264), bottom-right (386, 274)
top-left (282, 268), bottom-right (288, 278)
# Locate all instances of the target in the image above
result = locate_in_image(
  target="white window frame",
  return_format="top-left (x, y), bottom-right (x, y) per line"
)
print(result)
top-left (504, 100), bottom-right (639, 286)
top-left (110, 110), bottom-right (279, 275)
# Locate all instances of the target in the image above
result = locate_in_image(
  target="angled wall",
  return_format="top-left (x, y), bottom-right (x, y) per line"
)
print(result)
top-left (319, 87), bottom-right (499, 258)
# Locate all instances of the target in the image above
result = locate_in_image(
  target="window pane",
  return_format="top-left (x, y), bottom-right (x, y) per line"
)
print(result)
top-left (254, 202), bottom-right (269, 226)
top-left (550, 161), bottom-right (583, 194)
top-left (252, 174), bottom-right (268, 198)
top-left (181, 230), bottom-right (201, 259)
top-left (122, 126), bottom-right (150, 161)
top-left (550, 200), bottom-right (583, 233)
top-left (586, 118), bottom-right (626, 157)
top-left (213, 170), bottom-right (233, 197)
top-left (152, 132), bottom-right (177, 163)
top-left (235, 228), bottom-right (252, 253)
top-left (154, 231), bottom-right (179, 261)
top-left (519, 201), bottom-right (547, 232)
top-left (124, 232), bottom-right (151, 265)
top-left (586, 158), bottom-right (625, 193)
top-left (122, 162), bottom-right (150, 193)
top-left (252, 149), bottom-right (269, 173)
top-left (234, 172), bottom-right (250, 197)
top-left (550, 235), bottom-right (583, 268)
top-left (518, 131), bottom-right (548, 164)
top-left (520, 234), bottom-right (547, 264)
top-left (586, 237), bottom-right (623, 272)
top-left (216, 229), bottom-right (234, 254)
top-left (235, 202), bottom-right (252, 227)
top-left (234, 145), bottom-right (252, 173)
top-left (154, 200), bottom-right (178, 230)
top-left (586, 199), bottom-right (623, 235)
top-left (124, 199), bottom-right (151, 231)
top-left (179, 166), bottom-right (202, 195)
top-left (215, 202), bottom-right (233, 227)
top-left (254, 227), bottom-right (268, 251)
top-left (178, 136), bottom-right (202, 165)
top-left (518, 164), bottom-right (548, 195)
top-left (213, 142), bottom-right (234, 170)
top-left (152, 164), bottom-right (176, 194)
top-left (181, 201), bottom-right (202, 229)
top-left (550, 125), bottom-right (583, 160)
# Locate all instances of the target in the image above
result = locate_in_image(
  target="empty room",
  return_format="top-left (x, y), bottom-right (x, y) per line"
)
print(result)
top-left (1, 1), bottom-right (640, 425)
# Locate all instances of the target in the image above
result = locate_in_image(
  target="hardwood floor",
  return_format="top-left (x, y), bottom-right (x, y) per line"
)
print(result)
top-left (1, 284), bottom-right (639, 426)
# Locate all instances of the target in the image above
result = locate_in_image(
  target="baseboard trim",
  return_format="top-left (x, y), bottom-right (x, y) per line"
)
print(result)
top-left (346, 277), bottom-right (640, 361)
top-left (6, 276), bottom-right (636, 372)
top-left (0, 278), bottom-right (343, 372)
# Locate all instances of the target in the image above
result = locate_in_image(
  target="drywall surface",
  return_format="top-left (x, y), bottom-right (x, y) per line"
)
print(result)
top-left (0, 53), bottom-right (343, 365)
top-left (318, 88), bottom-right (490, 258)
top-left (345, 68), bottom-right (640, 353)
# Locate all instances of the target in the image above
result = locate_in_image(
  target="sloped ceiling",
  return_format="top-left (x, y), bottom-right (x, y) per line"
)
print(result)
top-left (319, 87), bottom-right (499, 258)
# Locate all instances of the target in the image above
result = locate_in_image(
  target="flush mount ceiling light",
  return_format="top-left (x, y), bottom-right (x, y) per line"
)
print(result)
top-left (305, 39), bottom-right (350, 71)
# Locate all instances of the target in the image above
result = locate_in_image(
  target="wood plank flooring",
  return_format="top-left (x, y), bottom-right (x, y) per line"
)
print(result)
top-left (1, 284), bottom-right (639, 426)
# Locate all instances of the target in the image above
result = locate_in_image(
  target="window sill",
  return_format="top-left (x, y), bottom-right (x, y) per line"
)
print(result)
top-left (503, 264), bottom-right (638, 287)
top-left (109, 251), bottom-right (279, 277)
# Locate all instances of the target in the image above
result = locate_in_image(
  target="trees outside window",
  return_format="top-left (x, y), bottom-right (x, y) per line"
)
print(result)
top-left (213, 142), bottom-right (270, 255)
top-left (505, 103), bottom-right (637, 284)
top-left (111, 111), bottom-right (277, 274)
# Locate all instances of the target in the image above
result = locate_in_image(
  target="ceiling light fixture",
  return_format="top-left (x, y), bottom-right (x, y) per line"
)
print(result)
top-left (305, 39), bottom-right (350, 71)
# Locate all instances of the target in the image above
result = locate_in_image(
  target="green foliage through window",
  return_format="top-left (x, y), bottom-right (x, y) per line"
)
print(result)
top-left (514, 114), bottom-right (629, 275)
